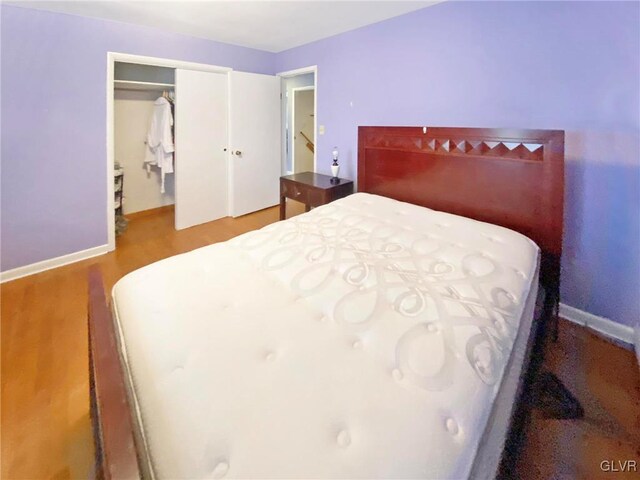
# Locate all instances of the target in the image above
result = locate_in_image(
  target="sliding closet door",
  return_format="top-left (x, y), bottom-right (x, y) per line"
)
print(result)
top-left (228, 71), bottom-right (281, 217)
top-left (174, 69), bottom-right (228, 230)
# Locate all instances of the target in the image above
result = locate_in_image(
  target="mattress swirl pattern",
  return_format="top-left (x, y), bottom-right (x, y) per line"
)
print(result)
top-left (113, 193), bottom-right (539, 479)
top-left (235, 196), bottom-right (529, 393)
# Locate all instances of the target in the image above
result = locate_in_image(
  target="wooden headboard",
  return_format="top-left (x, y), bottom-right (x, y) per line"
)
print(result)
top-left (357, 126), bottom-right (564, 301)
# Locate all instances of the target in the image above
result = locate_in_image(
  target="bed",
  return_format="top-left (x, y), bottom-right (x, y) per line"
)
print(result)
top-left (89, 126), bottom-right (564, 479)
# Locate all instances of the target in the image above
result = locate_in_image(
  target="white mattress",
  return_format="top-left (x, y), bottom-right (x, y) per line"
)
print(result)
top-left (112, 193), bottom-right (540, 479)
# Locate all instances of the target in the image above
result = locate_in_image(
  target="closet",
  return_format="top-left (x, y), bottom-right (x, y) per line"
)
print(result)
top-left (114, 63), bottom-right (176, 234)
top-left (111, 58), bottom-right (281, 245)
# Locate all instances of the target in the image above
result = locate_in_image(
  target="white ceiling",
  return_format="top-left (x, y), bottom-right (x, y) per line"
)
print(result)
top-left (9, 1), bottom-right (440, 52)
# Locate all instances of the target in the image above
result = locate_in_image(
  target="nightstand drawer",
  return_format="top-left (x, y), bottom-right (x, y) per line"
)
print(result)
top-left (281, 181), bottom-right (308, 203)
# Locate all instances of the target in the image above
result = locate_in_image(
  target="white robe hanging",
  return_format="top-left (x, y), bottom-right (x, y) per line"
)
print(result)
top-left (144, 97), bottom-right (174, 193)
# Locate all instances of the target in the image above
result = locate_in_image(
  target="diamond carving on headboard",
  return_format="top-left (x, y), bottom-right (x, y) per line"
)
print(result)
top-left (426, 138), bottom-right (543, 161)
top-left (365, 133), bottom-right (545, 161)
top-left (436, 139), bottom-right (450, 152)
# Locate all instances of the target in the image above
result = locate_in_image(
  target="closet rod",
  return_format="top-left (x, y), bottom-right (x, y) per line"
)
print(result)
top-left (114, 80), bottom-right (175, 92)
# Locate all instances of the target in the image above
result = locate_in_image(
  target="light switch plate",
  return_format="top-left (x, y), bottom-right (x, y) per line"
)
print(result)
top-left (319, 125), bottom-right (325, 135)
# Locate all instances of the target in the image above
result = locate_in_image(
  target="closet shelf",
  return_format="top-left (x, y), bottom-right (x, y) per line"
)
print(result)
top-left (114, 80), bottom-right (175, 91)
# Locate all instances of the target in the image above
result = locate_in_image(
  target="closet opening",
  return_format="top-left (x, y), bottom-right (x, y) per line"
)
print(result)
top-left (278, 67), bottom-right (317, 175)
top-left (107, 52), bottom-right (281, 252)
top-left (113, 62), bottom-right (176, 241)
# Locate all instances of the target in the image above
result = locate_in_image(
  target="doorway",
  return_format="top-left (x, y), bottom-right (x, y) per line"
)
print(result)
top-left (107, 53), bottom-right (232, 251)
top-left (277, 67), bottom-right (317, 175)
top-left (113, 62), bottom-right (176, 237)
top-left (292, 87), bottom-right (315, 173)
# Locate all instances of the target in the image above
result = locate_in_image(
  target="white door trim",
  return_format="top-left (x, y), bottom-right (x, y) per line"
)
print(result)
top-left (276, 66), bottom-right (317, 78)
top-left (277, 66), bottom-right (317, 173)
top-left (106, 52), bottom-right (232, 251)
top-left (291, 86), bottom-right (316, 173)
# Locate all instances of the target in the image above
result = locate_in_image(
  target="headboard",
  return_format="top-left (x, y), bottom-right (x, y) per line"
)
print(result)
top-left (357, 126), bottom-right (564, 302)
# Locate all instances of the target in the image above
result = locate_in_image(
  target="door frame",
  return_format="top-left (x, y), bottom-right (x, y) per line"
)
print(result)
top-left (276, 66), bottom-right (318, 175)
top-left (106, 52), bottom-right (231, 251)
top-left (291, 86), bottom-right (316, 173)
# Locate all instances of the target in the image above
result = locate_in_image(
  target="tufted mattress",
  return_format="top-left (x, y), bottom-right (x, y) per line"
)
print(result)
top-left (112, 192), bottom-right (540, 479)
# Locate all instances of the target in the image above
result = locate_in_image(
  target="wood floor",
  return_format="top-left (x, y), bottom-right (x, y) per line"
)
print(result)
top-left (515, 322), bottom-right (640, 480)
top-left (2, 204), bottom-right (639, 479)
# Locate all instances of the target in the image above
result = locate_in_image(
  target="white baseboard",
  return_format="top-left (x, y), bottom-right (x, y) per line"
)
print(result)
top-left (0, 244), bottom-right (109, 283)
top-left (559, 303), bottom-right (635, 345)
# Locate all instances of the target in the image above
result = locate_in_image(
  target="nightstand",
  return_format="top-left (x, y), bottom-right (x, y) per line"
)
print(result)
top-left (280, 172), bottom-right (354, 220)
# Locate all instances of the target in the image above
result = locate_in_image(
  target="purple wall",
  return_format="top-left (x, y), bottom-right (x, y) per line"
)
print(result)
top-left (0, 5), bottom-right (274, 270)
top-left (275, 1), bottom-right (640, 327)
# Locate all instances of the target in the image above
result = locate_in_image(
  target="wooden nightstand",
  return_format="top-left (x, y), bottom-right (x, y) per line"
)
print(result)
top-left (280, 172), bottom-right (354, 220)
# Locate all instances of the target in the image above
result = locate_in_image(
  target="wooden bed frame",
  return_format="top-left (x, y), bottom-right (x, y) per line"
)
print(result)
top-left (89, 126), bottom-right (565, 479)
top-left (89, 267), bottom-right (142, 479)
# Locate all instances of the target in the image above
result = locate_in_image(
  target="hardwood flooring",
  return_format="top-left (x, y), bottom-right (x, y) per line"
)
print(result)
top-left (515, 322), bottom-right (640, 479)
top-left (2, 203), bottom-right (638, 479)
